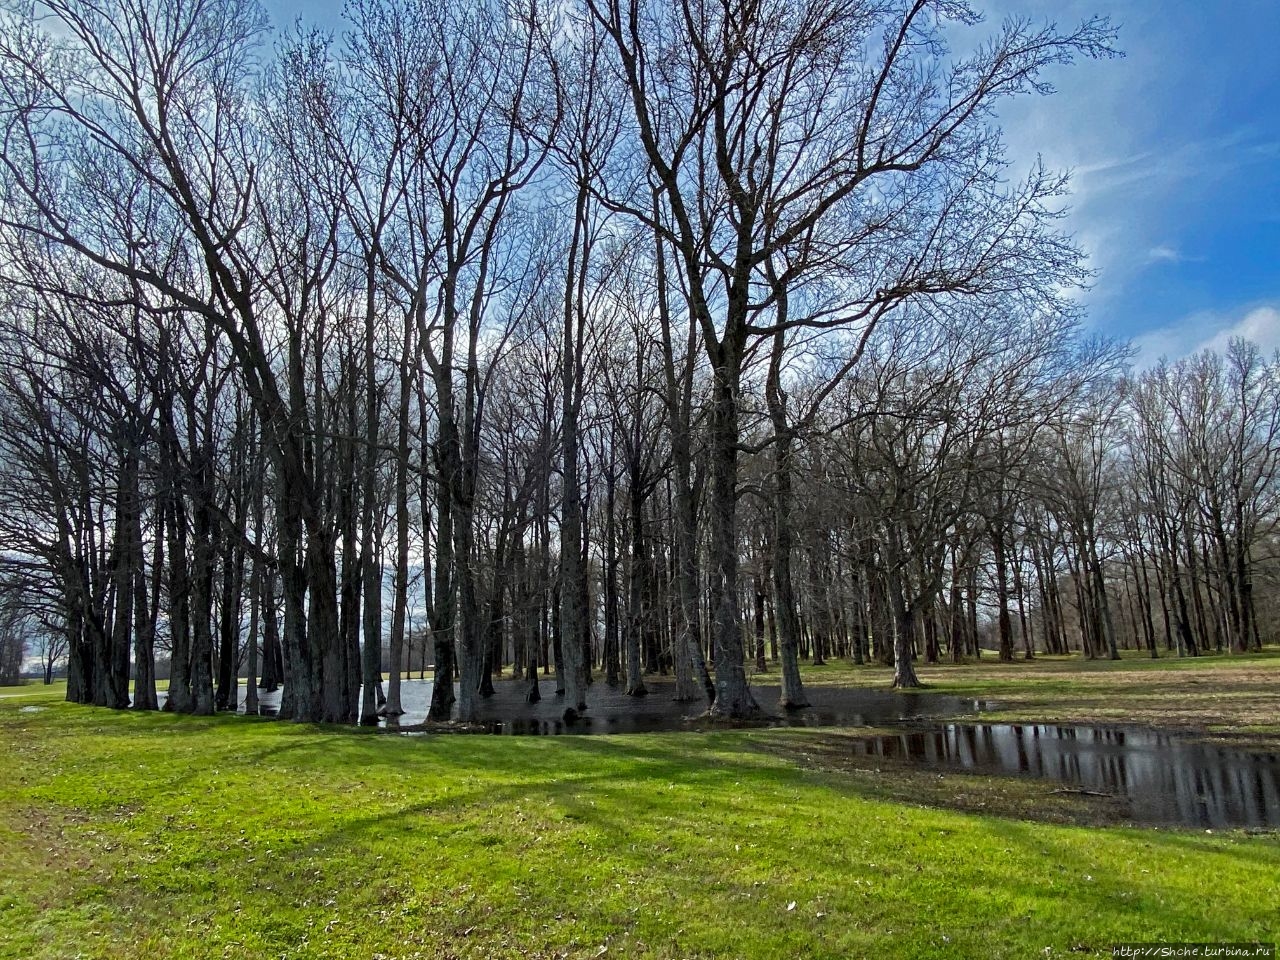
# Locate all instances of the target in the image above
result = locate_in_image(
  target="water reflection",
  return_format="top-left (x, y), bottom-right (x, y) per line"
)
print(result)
top-left (391, 680), bottom-right (991, 734)
top-left (849, 723), bottom-right (1280, 829)
top-left (155, 679), bottom-right (990, 731)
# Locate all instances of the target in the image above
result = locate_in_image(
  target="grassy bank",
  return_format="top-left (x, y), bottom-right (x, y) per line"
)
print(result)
top-left (2, 656), bottom-right (1278, 960)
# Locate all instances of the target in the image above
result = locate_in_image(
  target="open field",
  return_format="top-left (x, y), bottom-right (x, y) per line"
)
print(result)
top-left (2, 653), bottom-right (1278, 960)
top-left (751, 648), bottom-right (1280, 736)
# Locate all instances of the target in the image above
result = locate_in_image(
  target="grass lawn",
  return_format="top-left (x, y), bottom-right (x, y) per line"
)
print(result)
top-left (1, 655), bottom-right (1278, 960)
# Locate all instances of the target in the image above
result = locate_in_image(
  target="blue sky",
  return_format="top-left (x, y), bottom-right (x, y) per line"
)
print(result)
top-left (266, 0), bottom-right (1280, 366)
top-left (990, 0), bottom-right (1280, 365)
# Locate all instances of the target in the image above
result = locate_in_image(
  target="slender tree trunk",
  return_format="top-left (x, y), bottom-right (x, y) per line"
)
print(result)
top-left (382, 324), bottom-right (414, 721)
top-left (454, 495), bottom-right (484, 723)
top-left (189, 493), bottom-right (216, 716)
top-left (753, 564), bottom-right (767, 672)
top-left (559, 181), bottom-right (590, 714)
top-left (992, 526), bottom-right (1014, 662)
top-left (106, 445), bottom-right (137, 709)
top-left (625, 485), bottom-right (648, 698)
top-left (514, 536), bottom-right (541, 703)
top-left (260, 565), bottom-right (282, 693)
top-left (245, 548), bottom-right (261, 716)
top-left (1014, 548), bottom-right (1033, 660)
top-left (215, 533), bottom-right (240, 711)
top-left (770, 438), bottom-right (807, 709)
top-left (132, 496), bottom-right (160, 711)
top-left (604, 465), bottom-right (621, 687)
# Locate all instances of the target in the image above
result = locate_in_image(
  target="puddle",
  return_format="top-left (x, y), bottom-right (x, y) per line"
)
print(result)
top-left (848, 723), bottom-right (1280, 829)
top-left (394, 680), bottom-right (992, 735)
top-left (152, 679), bottom-right (992, 731)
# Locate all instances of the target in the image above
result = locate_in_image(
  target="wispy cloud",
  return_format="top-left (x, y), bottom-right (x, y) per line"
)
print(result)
top-left (1131, 304), bottom-right (1280, 369)
top-left (982, 0), bottom-right (1280, 339)
top-left (1144, 245), bottom-right (1183, 264)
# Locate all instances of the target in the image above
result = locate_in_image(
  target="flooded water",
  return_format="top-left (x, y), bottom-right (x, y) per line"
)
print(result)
top-left (386, 679), bottom-right (993, 734)
top-left (157, 678), bottom-right (992, 730)
top-left (849, 723), bottom-right (1280, 829)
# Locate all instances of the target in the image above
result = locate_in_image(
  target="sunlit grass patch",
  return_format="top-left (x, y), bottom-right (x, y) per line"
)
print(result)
top-left (2, 677), bottom-right (1278, 960)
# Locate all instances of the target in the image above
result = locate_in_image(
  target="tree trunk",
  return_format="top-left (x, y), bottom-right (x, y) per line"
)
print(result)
top-left (260, 565), bottom-right (282, 693)
top-left (625, 483), bottom-right (649, 698)
top-left (604, 465), bottom-right (621, 687)
top-left (132, 494), bottom-right (161, 711)
top-left (992, 525), bottom-right (1014, 662)
top-left (706, 357), bottom-right (759, 718)
top-left (245, 548), bottom-right (261, 716)
top-left (770, 432), bottom-right (807, 709)
top-left (890, 582), bottom-right (922, 689)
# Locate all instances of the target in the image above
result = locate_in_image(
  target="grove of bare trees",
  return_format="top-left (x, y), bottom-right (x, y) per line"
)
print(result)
top-left (1, 0), bottom-right (1271, 723)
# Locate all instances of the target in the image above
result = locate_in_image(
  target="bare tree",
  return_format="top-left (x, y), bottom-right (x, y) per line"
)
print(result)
top-left (583, 0), bottom-right (1112, 715)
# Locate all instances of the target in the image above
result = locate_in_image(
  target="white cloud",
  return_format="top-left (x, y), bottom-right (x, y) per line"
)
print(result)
top-left (1200, 306), bottom-right (1280, 355)
top-left (1145, 245), bottom-right (1183, 264)
top-left (1131, 304), bottom-right (1280, 369)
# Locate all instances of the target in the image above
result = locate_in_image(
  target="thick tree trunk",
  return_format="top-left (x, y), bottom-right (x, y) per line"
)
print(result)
top-left (706, 360), bottom-right (759, 719)
top-left (308, 528), bottom-right (351, 723)
top-left (948, 561), bottom-right (966, 664)
top-left (890, 579), bottom-right (922, 689)
top-left (1014, 550), bottom-right (1033, 660)
top-left (1230, 513), bottom-right (1254, 653)
top-left (65, 605), bottom-right (89, 705)
top-left (1183, 527), bottom-right (1212, 652)
top-left (480, 537), bottom-right (507, 698)
top-left (1132, 546), bottom-right (1158, 658)
top-left (559, 180), bottom-right (590, 713)
top-left (426, 439), bottom-right (456, 721)
top-left (669, 452), bottom-right (713, 703)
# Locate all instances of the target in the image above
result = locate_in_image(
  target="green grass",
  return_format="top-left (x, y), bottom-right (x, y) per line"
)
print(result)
top-left (766, 647), bottom-right (1280, 737)
top-left (0, 680), bottom-right (66, 700)
top-left (2, 673), bottom-right (1278, 960)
